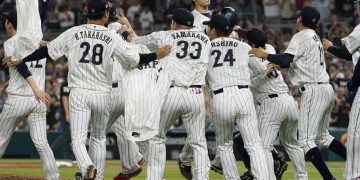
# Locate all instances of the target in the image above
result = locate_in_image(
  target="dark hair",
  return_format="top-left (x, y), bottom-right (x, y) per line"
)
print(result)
top-left (88, 11), bottom-right (107, 20)
top-left (214, 28), bottom-right (231, 37)
top-left (301, 20), bottom-right (316, 30)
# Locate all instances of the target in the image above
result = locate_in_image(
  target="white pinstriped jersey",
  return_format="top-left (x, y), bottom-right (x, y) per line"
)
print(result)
top-left (4, 36), bottom-right (46, 96)
top-left (342, 24), bottom-right (360, 66)
top-left (249, 44), bottom-right (288, 101)
top-left (108, 22), bottom-right (124, 83)
top-left (285, 29), bottom-right (329, 86)
top-left (192, 9), bottom-right (211, 33)
top-left (48, 24), bottom-right (140, 92)
top-left (134, 29), bottom-right (211, 87)
top-left (206, 37), bottom-right (251, 91)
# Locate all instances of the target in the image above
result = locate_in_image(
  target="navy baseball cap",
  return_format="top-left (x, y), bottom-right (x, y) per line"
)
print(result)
top-left (1, 10), bottom-right (17, 29)
top-left (238, 28), bottom-right (267, 48)
top-left (172, 8), bottom-right (194, 27)
top-left (297, 6), bottom-right (320, 29)
top-left (83, 0), bottom-right (109, 18)
top-left (203, 14), bottom-right (231, 32)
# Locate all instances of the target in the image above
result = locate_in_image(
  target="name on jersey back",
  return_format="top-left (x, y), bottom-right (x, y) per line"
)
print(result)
top-left (75, 30), bottom-right (113, 44)
top-left (171, 31), bottom-right (209, 44)
top-left (211, 40), bottom-right (238, 47)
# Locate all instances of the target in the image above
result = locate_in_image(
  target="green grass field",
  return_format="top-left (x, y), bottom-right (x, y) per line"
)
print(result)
top-left (0, 159), bottom-right (345, 179)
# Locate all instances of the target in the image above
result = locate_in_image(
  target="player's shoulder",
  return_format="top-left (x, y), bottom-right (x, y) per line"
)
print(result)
top-left (3, 35), bottom-right (18, 54)
top-left (265, 44), bottom-right (276, 54)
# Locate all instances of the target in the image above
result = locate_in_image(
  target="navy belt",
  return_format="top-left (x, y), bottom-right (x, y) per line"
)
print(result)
top-left (213, 85), bottom-right (249, 95)
top-left (300, 82), bottom-right (328, 92)
top-left (170, 85), bottom-right (202, 88)
top-left (112, 83), bottom-right (118, 88)
top-left (268, 94), bottom-right (278, 98)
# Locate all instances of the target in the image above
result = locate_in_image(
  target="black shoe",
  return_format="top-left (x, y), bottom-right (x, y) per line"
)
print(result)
top-left (75, 172), bottom-right (82, 180)
top-left (240, 170), bottom-right (254, 180)
top-left (84, 165), bottom-right (97, 180)
top-left (211, 164), bottom-right (223, 175)
top-left (177, 158), bottom-right (192, 180)
top-left (274, 160), bottom-right (288, 180)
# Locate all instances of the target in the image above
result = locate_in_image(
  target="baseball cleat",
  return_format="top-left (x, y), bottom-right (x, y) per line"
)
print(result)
top-left (75, 172), bottom-right (82, 180)
top-left (240, 170), bottom-right (254, 180)
top-left (177, 158), bottom-right (193, 180)
top-left (210, 164), bottom-right (223, 175)
top-left (84, 165), bottom-right (97, 180)
top-left (275, 160), bottom-right (288, 180)
top-left (114, 168), bottom-right (142, 180)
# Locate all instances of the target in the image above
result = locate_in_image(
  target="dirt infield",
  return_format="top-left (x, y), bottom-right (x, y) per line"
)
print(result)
top-left (0, 162), bottom-right (42, 168)
top-left (0, 174), bottom-right (44, 180)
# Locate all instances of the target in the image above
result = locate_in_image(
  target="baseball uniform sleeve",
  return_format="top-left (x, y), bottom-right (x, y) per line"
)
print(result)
top-left (342, 24), bottom-right (360, 54)
top-left (249, 57), bottom-right (268, 80)
top-left (134, 31), bottom-right (163, 49)
top-left (113, 37), bottom-right (140, 69)
top-left (284, 33), bottom-right (306, 58)
top-left (48, 28), bottom-right (74, 61)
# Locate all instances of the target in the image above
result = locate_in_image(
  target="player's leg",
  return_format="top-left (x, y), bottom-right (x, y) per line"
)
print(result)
top-left (257, 98), bottom-right (284, 180)
top-left (69, 89), bottom-right (94, 177)
top-left (344, 92), bottom-right (360, 179)
top-left (298, 85), bottom-right (334, 180)
top-left (88, 91), bottom-right (111, 180)
top-left (315, 93), bottom-right (346, 159)
top-left (212, 92), bottom-right (239, 179)
top-left (279, 96), bottom-right (307, 180)
top-left (27, 100), bottom-right (60, 180)
top-left (147, 89), bottom-right (182, 180)
top-left (111, 117), bottom-right (143, 174)
top-left (234, 89), bottom-right (268, 179)
top-left (0, 96), bottom-right (30, 157)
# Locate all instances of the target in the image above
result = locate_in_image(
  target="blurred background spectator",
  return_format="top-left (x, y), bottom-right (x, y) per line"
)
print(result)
top-left (0, 0), bottom-right (356, 130)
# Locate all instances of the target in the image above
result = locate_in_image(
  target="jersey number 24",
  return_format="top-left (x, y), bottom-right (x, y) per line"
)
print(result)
top-left (212, 49), bottom-right (235, 67)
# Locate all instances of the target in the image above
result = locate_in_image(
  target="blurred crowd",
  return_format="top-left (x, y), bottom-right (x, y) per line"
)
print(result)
top-left (0, 0), bottom-right (358, 131)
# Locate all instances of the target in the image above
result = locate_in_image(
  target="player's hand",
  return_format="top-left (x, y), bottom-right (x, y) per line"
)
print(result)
top-left (0, 81), bottom-right (9, 93)
top-left (117, 13), bottom-right (131, 27)
top-left (249, 48), bottom-right (268, 59)
top-left (156, 45), bottom-right (172, 60)
top-left (118, 25), bottom-right (132, 35)
top-left (39, 40), bottom-right (49, 47)
top-left (322, 39), bottom-right (333, 51)
top-left (34, 89), bottom-right (54, 105)
top-left (65, 114), bottom-right (71, 123)
top-left (2, 57), bottom-right (22, 68)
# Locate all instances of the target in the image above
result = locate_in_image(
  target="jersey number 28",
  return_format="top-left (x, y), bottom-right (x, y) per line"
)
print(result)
top-left (79, 42), bottom-right (104, 65)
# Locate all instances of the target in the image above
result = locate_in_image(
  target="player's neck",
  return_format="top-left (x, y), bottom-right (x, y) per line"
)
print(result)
top-left (88, 19), bottom-right (106, 26)
top-left (195, 6), bottom-right (209, 14)
top-left (7, 30), bottom-right (16, 38)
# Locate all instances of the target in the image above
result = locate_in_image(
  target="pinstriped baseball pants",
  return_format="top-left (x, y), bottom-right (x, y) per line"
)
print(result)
top-left (257, 93), bottom-right (307, 180)
top-left (147, 86), bottom-right (210, 180)
top-left (69, 88), bottom-right (110, 180)
top-left (212, 86), bottom-right (268, 180)
top-left (344, 90), bottom-right (360, 180)
top-left (0, 95), bottom-right (59, 180)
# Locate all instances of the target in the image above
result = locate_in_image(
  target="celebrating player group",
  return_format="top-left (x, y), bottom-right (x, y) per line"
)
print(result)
top-left (1, 0), bottom-right (360, 179)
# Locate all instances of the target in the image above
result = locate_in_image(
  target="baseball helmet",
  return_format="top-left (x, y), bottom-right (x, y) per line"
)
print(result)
top-left (217, 7), bottom-right (238, 28)
top-left (108, 2), bottom-right (118, 22)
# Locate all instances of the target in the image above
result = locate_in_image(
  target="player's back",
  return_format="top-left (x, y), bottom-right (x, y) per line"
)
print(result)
top-left (4, 35), bottom-right (46, 96)
top-left (206, 37), bottom-right (251, 91)
top-left (49, 24), bottom-right (121, 92)
top-left (286, 29), bottom-right (329, 85)
top-left (135, 29), bottom-right (211, 86)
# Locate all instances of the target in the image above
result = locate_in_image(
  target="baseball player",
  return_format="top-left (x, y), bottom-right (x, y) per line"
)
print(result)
top-left (192, 0), bottom-right (212, 33)
top-left (103, 4), bottom-right (145, 179)
top-left (321, 1), bottom-right (360, 179)
top-left (249, 6), bottom-right (346, 180)
top-left (122, 8), bottom-right (211, 180)
top-left (0, 1), bottom-right (60, 179)
top-left (4, 0), bottom-right (171, 179)
top-left (204, 14), bottom-right (268, 180)
top-left (242, 28), bottom-right (308, 180)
